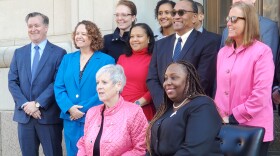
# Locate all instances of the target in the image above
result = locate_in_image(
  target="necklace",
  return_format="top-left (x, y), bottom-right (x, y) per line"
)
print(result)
top-left (173, 97), bottom-right (189, 109)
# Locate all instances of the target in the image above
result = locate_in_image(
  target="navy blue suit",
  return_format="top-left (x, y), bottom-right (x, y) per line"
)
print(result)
top-left (147, 29), bottom-right (220, 109)
top-left (8, 41), bottom-right (66, 156)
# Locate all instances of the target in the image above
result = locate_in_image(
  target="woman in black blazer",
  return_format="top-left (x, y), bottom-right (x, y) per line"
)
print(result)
top-left (146, 61), bottom-right (222, 156)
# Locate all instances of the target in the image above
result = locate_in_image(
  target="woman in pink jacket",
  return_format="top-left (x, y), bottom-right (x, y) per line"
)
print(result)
top-left (77, 64), bottom-right (148, 156)
top-left (215, 2), bottom-right (274, 155)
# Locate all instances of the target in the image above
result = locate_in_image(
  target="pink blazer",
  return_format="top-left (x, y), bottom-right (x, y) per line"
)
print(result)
top-left (77, 96), bottom-right (148, 156)
top-left (215, 40), bottom-right (274, 141)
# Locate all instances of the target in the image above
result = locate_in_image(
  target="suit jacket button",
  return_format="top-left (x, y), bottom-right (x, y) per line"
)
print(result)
top-left (76, 94), bottom-right (79, 98)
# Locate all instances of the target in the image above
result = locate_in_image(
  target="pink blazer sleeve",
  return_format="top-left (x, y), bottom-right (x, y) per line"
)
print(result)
top-left (122, 107), bottom-right (148, 156)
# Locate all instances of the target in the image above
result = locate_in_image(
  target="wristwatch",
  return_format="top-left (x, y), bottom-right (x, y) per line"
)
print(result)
top-left (135, 101), bottom-right (141, 106)
top-left (35, 102), bottom-right (41, 108)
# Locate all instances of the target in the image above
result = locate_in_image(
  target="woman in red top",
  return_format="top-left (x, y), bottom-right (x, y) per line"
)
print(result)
top-left (117, 23), bottom-right (155, 120)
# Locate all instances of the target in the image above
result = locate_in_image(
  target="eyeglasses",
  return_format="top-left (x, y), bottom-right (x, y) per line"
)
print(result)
top-left (171, 9), bottom-right (194, 17)
top-left (114, 13), bottom-right (132, 18)
top-left (157, 10), bottom-right (172, 16)
top-left (226, 16), bottom-right (245, 23)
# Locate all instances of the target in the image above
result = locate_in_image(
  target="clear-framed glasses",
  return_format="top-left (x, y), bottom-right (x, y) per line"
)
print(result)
top-left (226, 16), bottom-right (245, 23)
top-left (157, 10), bottom-right (172, 16)
top-left (171, 9), bottom-right (194, 17)
top-left (114, 13), bottom-right (132, 18)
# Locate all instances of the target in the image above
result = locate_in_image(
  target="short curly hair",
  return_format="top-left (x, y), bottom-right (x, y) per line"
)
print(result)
top-left (72, 20), bottom-right (103, 51)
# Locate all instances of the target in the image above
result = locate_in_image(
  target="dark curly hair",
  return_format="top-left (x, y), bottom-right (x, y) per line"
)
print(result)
top-left (146, 60), bottom-right (205, 154)
top-left (125, 23), bottom-right (155, 57)
top-left (72, 20), bottom-right (103, 51)
top-left (154, 0), bottom-right (175, 19)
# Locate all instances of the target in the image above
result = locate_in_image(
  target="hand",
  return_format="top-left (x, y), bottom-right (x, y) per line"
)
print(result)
top-left (31, 110), bottom-right (41, 119)
top-left (68, 105), bottom-right (85, 120)
top-left (222, 116), bottom-right (229, 124)
top-left (23, 101), bottom-right (39, 116)
top-left (272, 90), bottom-right (280, 105)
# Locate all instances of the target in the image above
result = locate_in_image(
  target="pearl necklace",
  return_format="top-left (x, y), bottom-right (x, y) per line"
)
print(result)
top-left (173, 98), bottom-right (189, 109)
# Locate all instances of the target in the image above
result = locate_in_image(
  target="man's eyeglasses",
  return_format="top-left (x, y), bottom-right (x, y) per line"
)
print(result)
top-left (171, 9), bottom-right (194, 17)
top-left (226, 16), bottom-right (245, 23)
top-left (114, 13), bottom-right (132, 18)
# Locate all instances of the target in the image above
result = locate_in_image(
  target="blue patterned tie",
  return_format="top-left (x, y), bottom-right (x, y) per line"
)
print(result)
top-left (173, 37), bottom-right (182, 61)
top-left (32, 46), bottom-right (40, 81)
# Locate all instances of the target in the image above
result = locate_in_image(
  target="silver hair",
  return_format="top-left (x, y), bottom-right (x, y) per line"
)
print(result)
top-left (96, 64), bottom-right (126, 92)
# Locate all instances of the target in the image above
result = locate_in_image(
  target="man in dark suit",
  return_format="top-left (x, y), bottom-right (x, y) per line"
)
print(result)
top-left (147, 0), bottom-right (220, 109)
top-left (194, 1), bottom-right (221, 97)
top-left (8, 12), bottom-right (66, 156)
top-left (220, 0), bottom-right (279, 63)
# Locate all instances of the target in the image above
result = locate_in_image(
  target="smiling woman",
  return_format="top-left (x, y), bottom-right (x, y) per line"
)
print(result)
top-left (101, 0), bottom-right (137, 62)
top-left (117, 23), bottom-right (156, 121)
top-left (154, 0), bottom-right (175, 40)
top-left (215, 2), bottom-right (274, 155)
top-left (54, 20), bottom-right (115, 156)
top-left (146, 61), bottom-right (222, 156)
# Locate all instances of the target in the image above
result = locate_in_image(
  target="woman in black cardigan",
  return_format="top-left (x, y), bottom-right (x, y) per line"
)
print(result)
top-left (146, 61), bottom-right (222, 156)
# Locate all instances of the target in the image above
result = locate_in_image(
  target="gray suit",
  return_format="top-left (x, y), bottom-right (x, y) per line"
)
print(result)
top-left (8, 41), bottom-right (66, 156)
top-left (220, 16), bottom-right (279, 62)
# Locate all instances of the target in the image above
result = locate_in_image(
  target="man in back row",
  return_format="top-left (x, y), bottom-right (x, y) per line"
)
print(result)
top-left (147, 0), bottom-right (220, 109)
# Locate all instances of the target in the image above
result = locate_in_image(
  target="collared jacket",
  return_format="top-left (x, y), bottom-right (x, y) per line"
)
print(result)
top-left (77, 96), bottom-right (148, 156)
top-left (54, 51), bottom-right (115, 122)
top-left (149, 96), bottom-right (222, 156)
top-left (101, 27), bottom-right (130, 62)
top-left (215, 40), bottom-right (274, 142)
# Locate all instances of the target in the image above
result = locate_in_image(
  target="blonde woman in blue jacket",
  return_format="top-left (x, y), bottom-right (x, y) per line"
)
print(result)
top-left (54, 20), bottom-right (114, 156)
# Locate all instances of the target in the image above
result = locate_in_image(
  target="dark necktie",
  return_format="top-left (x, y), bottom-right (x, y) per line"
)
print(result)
top-left (173, 37), bottom-right (182, 61)
top-left (32, 46), bottom-right (40, 81)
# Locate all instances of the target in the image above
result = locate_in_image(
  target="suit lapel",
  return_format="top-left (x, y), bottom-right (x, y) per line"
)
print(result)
top-left (79, 52), bottom-right (98, 88)
top-left (24, 44), bottom-right (32, 84)
top-left (177, 30), bottom-right (199, 59)
top-left (32, 41), bottom-right (51, 81)
top-left (73, 52), bottom-right (81, 88)
top-left (165, 35), bottom-right (176, 63)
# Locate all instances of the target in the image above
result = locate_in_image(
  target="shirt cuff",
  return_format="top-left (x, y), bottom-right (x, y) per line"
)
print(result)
top-left (21, 102), bottom-right (28, 109)
top-left (273, 86), bottom-right (279, 92)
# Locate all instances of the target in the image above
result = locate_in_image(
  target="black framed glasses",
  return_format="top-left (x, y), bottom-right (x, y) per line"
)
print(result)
top-left (171, 9), bottom-right (194, 17)
top-left (226, 16), bottom-right (245, 23)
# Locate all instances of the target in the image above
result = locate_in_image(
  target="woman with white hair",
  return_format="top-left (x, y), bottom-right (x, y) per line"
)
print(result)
top-left (77, 64), bottom-right (148, 156)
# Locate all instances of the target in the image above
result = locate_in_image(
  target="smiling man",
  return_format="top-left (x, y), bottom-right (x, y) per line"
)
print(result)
top-left (147, 0), bottom-right (220, 109)
top-left (8, 12), bottom-right (66, 156)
